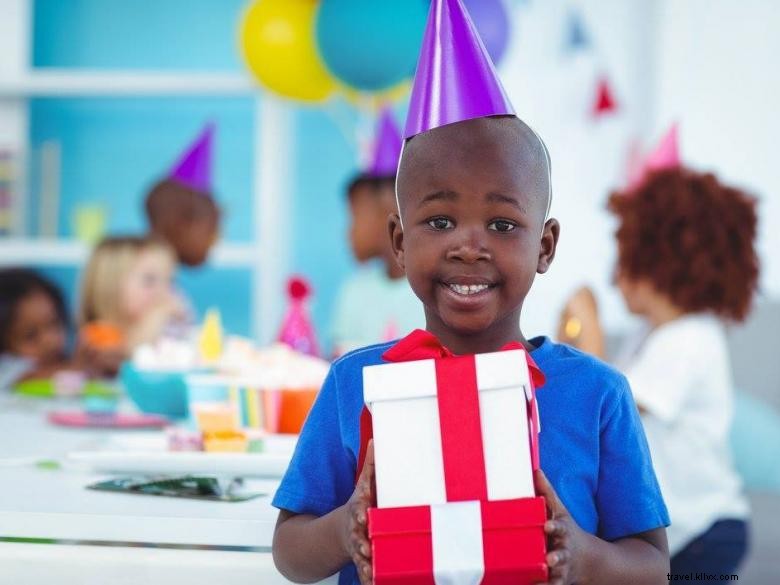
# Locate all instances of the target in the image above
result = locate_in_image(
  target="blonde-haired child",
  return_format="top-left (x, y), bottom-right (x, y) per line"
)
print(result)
top-left (78, 236), bottom-right (185, 374)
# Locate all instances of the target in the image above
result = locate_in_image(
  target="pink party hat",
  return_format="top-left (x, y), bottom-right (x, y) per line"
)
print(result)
top-left (644, 123), bottom-right (680, 172)
top-left (277, 276), bottom-right (320, 358)
top-left (168, 123), bottom-right (214, 192)
top-left (404, 0), bottom-right (515, 139)
top-left (369, 107), bottom-right (403, 176)
top-left (627, 123), bottom-right (681, 189)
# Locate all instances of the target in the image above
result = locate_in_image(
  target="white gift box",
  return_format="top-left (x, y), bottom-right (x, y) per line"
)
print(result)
top-left (363, 349), bottom-right (536, 509)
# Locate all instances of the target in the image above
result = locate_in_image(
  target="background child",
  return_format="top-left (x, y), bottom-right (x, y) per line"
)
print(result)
top-left (79, 236), bottom-right (185, 367)
top-left (331, 109), bottom-right (424, 356)
top-left (272, 2), bottom-right (669, 584)
top-left (0, 268), bottom-right (71, 387)
top-left (558, 165), bottom-right (756, 575)
top-left (144, 123), bottom-right (221, 268)
top-left (331, 172), bottom-right (424, 355)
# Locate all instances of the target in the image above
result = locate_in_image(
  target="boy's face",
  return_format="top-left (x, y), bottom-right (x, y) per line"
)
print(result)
top-left (391, 117), bottom-right (559, 344)
top-left (349, 183), bottom-right (396, 263)
top-left (349, 185), bottom-right (386, 262)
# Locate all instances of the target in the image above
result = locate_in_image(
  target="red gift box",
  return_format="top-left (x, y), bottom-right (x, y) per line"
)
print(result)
top-left (361, 336), bottom-right (549, 585)
top-left (369, 498), bottom-right (548, 585)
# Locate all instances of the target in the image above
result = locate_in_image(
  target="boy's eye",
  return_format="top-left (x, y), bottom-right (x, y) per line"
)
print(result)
top-left (427, 217), bottom-right (455, 230)
top-left (488, 219), bottom-right (517, 233)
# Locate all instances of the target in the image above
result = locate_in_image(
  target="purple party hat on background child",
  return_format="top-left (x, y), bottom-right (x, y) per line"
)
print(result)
top-left (168, 123), bottom-right (214, 192)
top-left (404, 0), bottom-right (515, 139)
top-left (369, 107), bottom-right (403, 176)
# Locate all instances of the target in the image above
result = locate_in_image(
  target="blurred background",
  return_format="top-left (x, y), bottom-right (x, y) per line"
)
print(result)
top-left (1, 1), bottom-right (779, 582)
top-left (1, 0), bottom-right (777, 347)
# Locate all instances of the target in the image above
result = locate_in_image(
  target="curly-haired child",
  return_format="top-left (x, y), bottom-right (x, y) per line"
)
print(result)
top-left (559, 165), bottom-right (758, 577)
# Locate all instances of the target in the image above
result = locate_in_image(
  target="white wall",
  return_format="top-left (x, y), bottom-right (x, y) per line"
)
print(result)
top-left (654, 0), bottom-right (780, 298)
top-left (501, 0), bottom-right (658, 337)
top-left (500, 0), bottom-right (778, 339)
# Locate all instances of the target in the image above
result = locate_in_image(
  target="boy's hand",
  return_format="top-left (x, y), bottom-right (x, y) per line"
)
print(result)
top-left (534, 469), bottom-right (586, 585)
top-left (342, 440), bottom-right (376, 585)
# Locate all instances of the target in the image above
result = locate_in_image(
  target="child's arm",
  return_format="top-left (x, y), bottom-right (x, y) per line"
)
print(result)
top-left (273, 442), bottom-right (376, 584)
top-left (535, 470), bottom-right (668, 585)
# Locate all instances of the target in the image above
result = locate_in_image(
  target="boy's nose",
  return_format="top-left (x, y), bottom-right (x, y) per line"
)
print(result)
top-left (446, 230), bottom-right (491, 263)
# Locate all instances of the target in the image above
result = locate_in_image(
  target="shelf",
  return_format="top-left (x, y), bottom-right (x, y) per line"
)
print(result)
top-left (0, 70), bottom-right (257, 97)
top-left (0, 238), bottom-right (256, 268)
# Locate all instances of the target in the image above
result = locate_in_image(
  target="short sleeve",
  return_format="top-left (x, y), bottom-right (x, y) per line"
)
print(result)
top-left (271, 367), bottom-right (355, 516)
top-left (623, 328), bottom-right (695, 424)
top-left (596, 377), bottom-right (670, 540)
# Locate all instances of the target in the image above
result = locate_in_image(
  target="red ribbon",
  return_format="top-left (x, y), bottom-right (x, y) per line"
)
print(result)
top-left (435, 355), bottom-right (487, 501)
top-left (356, 329), bottom-right (544, 486)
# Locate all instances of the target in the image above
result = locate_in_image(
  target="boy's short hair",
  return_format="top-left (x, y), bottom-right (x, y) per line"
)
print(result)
top-left (346, 173), bottom-right (396, 201)
top-left (0, 268), bottom-right (68, 352)
top-left (396, 116), bottom-right (552, 220)
top-left (609, 167), bottom-right (759, 322)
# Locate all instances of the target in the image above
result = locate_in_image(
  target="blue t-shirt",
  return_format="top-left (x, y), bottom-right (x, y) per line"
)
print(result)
top-left (272, 337), bottom-right (670, 585)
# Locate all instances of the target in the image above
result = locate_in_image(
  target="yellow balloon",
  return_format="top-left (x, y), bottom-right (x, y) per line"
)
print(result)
top-left (239, 0), bottom-right (336, 102)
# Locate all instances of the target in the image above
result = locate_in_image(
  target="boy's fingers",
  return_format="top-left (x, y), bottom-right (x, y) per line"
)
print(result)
top-left (357, 441), bottom-right (375, 487)
top-left (534, 469), bottom-right (565, 517)
top-left (544, 520), bottom-right (567, 538)
top-left (362, 441), bottom-right (375, 481)
top-left (353, 550), bottom-right (372, 583)
top-left (357, 441), bottom-right (377, 506)
top-left (353, 497), bottom-right (369, 522)
top-left (350, 529), bottom-right (371, 557)
top-left (358, 559), bottom-right (373, 585)
top-left (547, 548), bottom-right (570, 568)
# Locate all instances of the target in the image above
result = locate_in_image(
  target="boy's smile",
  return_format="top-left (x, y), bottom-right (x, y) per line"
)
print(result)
top-left (391, 116), bottom-right (559, 354)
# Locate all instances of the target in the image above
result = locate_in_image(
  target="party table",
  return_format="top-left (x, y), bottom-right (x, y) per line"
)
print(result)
top-left (0, 394), bottom-right (336, 585)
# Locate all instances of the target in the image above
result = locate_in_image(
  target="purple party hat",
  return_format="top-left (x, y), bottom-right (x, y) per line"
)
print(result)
top-left (168, 123), bottom-right (214, 192)
top-left (369, 107), bottom-right (403, 176)
top-left (404, 0), bottom-right (515, 139)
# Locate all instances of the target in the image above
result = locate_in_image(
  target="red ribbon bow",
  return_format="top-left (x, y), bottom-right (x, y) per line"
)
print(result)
top-left (356, 329), bottom-right (545, 483)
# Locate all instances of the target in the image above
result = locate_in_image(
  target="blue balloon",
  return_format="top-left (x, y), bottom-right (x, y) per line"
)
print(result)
top-left (315, 0), bottom-right (428, 92)
top-left (462, 0), bottom-right (511, 65)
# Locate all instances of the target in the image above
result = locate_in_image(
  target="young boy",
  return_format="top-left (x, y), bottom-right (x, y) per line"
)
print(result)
top-left (272, 1), bottom-right (669, 584)
top-left (332, 173), bottom-right (425, 356)
top-left (332, 109), bottom-right (424, 355)
top-left (144, 123), bottom-right (221, 268)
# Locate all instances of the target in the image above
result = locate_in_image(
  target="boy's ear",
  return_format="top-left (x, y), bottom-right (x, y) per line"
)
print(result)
top-left (389, 213), bottom-right (405, 270)
top-left (537, 218), bottom-right (560, 274)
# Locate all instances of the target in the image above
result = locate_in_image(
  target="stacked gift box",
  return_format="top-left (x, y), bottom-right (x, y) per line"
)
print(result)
top-left (363, 349), bottom-right (548, 584)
